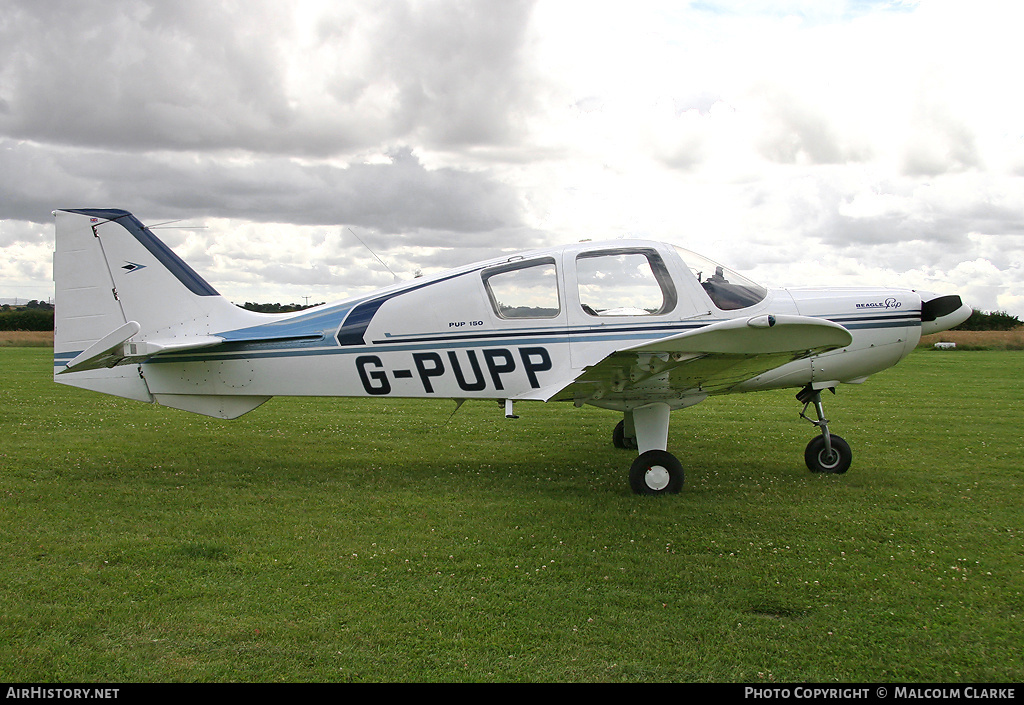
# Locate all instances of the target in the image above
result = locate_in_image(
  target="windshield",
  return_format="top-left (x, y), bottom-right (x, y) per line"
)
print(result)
top-left (673, 246), bottom-right (767, 310)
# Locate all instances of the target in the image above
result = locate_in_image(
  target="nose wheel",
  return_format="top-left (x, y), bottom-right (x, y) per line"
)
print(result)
top-left (804, 434), bottom-right (852, 473)
top-left (798, 385), bottom-right (853, 474)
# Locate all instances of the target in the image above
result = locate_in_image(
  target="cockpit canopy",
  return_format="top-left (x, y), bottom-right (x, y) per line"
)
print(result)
top-left (674, 246), bottom-right (767, 310)
top-left (480, 242), bottom-right (768, 320)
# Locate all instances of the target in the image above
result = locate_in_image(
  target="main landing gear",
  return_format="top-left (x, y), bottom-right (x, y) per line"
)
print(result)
top-left (797, 385), bottom-right (852, 474)
top-left (629, 449), bottom-right (684, 495)
top-left (613, 405), bottom-right (686, 495)
top-left (614, 388), bottom-right (853, 495)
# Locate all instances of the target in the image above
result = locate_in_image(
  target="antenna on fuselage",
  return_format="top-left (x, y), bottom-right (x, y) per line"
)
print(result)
top-left (146, 219), bottom-right (208, 230)
top-left (347, 227), bottom-right (399, 282)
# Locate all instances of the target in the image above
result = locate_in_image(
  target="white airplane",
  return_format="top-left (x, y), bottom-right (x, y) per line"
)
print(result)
top-left (52, 208), bottom-right (972, 494)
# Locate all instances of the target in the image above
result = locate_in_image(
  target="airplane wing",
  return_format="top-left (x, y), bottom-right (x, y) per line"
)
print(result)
top-left (543, 314), bottom-right (853, 405)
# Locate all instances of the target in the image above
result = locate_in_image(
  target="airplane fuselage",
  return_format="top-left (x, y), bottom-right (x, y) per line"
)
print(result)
top-left (52, 209), bottom-right (972, 493)
top-left (118, 241), bottom-right (942, 409)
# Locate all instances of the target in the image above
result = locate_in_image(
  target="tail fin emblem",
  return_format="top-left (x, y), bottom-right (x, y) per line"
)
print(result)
top-left (121, 262), bottom-right (146, 273)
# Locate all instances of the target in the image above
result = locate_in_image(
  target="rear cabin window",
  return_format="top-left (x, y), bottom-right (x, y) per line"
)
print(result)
top-left (576, 249), bottom-right (677, 317)
top-left (483, 258), bottom-right (561, 319)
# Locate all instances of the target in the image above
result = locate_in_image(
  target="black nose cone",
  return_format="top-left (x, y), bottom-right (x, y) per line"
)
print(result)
top-left (921, 294), bottom-right (963, 322)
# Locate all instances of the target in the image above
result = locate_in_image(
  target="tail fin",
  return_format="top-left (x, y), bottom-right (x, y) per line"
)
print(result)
top-left (53, 208), bottom-right (268, 415)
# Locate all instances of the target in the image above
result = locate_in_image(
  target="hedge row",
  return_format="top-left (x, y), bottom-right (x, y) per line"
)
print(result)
top-left (0, 309), bottom-right (55, 331)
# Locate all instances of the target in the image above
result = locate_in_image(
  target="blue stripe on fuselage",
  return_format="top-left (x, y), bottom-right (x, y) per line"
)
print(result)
top-left (216, 302), bottom-right (357, 345)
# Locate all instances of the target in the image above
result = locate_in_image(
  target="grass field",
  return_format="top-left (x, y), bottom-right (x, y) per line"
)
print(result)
top-left (1, 347), bottom-right (1021, 682)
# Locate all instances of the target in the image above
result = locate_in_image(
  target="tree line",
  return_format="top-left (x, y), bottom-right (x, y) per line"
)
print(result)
top-left (240, 302), bottom-right (325, 313)
top-left (0, 300), bottom-right (324, 331)
top-left (0, 301), bottom-right (54, 331)
top-left (952, 309), bottom-right (1021, 331)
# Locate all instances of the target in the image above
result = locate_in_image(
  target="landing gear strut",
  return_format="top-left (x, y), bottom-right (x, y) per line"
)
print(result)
top-left (798, 385), bottom-right (852, 474)
top-left (620, 404), bottom-right (684, 495)
top-left (612, 411), bottom-right (638, 450)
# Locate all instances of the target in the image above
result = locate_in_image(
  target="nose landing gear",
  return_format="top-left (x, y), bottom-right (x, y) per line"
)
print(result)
top-left (798, 385), bottom-right (852, 474)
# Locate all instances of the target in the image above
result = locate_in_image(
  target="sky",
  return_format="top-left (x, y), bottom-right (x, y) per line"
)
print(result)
top-left (2, 0), bottom-right (1023, 316)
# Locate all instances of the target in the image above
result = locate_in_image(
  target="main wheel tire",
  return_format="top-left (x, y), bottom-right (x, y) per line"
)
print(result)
top-left (613, 419), bottom-right (638, 450)
top-left (629, 450), bottom-right (684, 495)
top-left (804, 435), bottom-right (852, 474)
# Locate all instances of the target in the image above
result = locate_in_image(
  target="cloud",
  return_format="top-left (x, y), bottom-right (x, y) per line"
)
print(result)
top-left (902, 105), bottom-right (981, 177)
top-left (1, 1), bottom-right (290, 152)
top-left (752, 84), bottom-right (871, 166)
top-left (0, 0), bottom-right (538, 156)
top-left (2, 0), bottom-right (1024, 317)
top-left (2, 140), bottom-right (525, 237)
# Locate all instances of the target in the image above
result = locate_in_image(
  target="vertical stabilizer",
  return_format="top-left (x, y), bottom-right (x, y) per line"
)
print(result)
top-left (52, 209), bottom-right (264, 405)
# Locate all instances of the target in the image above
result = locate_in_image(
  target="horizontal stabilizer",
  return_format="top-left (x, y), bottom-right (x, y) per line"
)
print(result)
top-left (59, 321), bottom-right (225, 374)
top-left (120, 334), bottom-right (225, 361)
top-left (59, 321), bottom-right (141, 374)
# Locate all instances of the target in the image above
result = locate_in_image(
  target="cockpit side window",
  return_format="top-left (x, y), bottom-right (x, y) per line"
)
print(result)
top-left (483, 258), bottom-right (561, 319)
top-left (674, 246), bottom-right (767, 310)
top-left (576, 249), bottom-right (677, 317)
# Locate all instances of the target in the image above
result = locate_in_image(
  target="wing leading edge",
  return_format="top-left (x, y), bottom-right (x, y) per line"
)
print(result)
top-left (545, 314), bottom-right (853, 407)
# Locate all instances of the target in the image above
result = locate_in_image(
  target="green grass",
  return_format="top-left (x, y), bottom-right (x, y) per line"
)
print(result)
top-left (1, 348), bottom-right (1021, 682)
